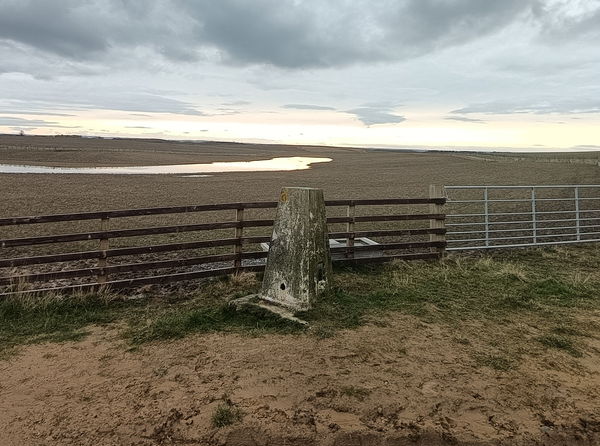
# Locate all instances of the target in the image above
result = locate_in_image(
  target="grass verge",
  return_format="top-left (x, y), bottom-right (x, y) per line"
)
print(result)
top-left (0, 290), bottom-right (131, 357)
top-left (1, 245), bottom-right (599, 361)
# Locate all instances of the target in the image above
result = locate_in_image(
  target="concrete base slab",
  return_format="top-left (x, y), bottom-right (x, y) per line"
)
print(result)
top-left (229, 294), bottom-right (309, 326)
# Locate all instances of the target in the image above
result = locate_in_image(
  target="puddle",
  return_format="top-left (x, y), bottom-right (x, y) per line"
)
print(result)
top-left (180, 175), bottom-right (213, 178)
top-left (0, 157), bottom-right (332, 175)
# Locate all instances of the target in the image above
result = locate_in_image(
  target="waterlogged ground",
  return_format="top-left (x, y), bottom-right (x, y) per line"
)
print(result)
top-left (0, 156), bottom-right (332, 174)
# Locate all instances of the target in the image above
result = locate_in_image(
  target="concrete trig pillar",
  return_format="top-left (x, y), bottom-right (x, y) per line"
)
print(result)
top-left (231, 187), bottom-right (332, 323)
top-left (260, 187), bottom-right (332, 312)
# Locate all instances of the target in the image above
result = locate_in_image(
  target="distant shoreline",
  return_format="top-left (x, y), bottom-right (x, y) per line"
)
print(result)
top-left (1, 133), bottom-right (598, 155)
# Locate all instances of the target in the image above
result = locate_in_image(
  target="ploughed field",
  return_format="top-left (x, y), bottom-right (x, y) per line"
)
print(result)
top-left (2, 135), bottom-right (599, 218)
top-left (1, 135), bottom-right (598, 291)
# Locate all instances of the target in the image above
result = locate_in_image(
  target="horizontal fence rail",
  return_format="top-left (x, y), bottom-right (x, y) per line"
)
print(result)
top-left (0, 202), bottom-right (280, 226)
top-left (444, 185), bottom-right (600, 251)
top-left (6, 184), bottom-right (598, 296)
top-left (1, 194), bottom-right (446, 296)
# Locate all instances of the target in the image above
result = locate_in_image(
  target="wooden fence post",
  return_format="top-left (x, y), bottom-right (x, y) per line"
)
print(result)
top-left (346, 201), bottom-right (355, 259)
top-left (429, 185), bottom-right (446, 258)
top-left (98, 217), bottom-right (110, 285)
top-left (234, 207), bottom-right (244, 273)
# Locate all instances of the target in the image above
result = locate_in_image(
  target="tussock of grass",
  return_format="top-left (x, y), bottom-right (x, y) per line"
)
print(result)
top-left (551, 325), bottom-right (588, 337)
top-left (212, 403), bottom-right (243, 428)
top-left (493, 261), bottom-right (529, 282)
top-left (568, 272), bottom-right (593, 287)
top-left (340, 386), bottom-right (371, 401)
top-left (537, 334), bottom-right (583, 357)
top-left (475, 354), bottom-right (514, 371)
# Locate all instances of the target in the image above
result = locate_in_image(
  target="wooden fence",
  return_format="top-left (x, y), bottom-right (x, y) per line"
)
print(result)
top-left (0, 191), bottom-right (446, 296)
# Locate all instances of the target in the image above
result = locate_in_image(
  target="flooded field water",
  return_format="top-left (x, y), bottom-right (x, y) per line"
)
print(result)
top-left (0, 156), bottom-right (332, 175)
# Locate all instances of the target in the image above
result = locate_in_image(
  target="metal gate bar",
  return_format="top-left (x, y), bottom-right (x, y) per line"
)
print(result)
top-left (444, 185), bottom-right (600, 251)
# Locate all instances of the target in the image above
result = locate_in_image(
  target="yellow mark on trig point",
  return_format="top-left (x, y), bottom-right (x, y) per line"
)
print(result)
top-left (280, 189), bottom-right (288, 202)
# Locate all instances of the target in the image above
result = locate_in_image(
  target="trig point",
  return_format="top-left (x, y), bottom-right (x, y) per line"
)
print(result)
top-left (232, 187), bottom-right (332, 323)
top-left (261, 187), bottom-right (332, 311)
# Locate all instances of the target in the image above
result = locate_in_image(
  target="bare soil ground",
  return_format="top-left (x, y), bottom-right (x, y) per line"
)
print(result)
top-left (2, 310), bottom-right (600, 446)
top-left (1, 135), bottom-right (598, 220)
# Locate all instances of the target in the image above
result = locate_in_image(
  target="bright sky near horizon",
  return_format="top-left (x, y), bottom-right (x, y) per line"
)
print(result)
top-left (0, 0), bottom-right (599, 152)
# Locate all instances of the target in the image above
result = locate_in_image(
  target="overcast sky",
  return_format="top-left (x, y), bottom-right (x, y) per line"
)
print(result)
top-left (0, 0), bottom-right (599, 151)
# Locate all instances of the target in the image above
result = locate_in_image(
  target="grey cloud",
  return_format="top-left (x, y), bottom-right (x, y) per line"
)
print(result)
top-left (180, 0), bottom-right (377, 68)
top-left (182, 0), bottom-right (539, 68)
top-left (0, 0), bottom-right (199, 58)
top-left (496, 58), bottom-right (595, 75)
top-left (221, 101), bottom-right (251, 106)
top-left (91, 94), bottom-right (204, 115)
top-left (0, 116), bottom-right (77, 128)
top-left (0, 110), bottom-right (74, 116)
top-left (0, 0), bottom-right (198, 75)
top-left (2, 92), bottom-right (204, 116)
top-left (536, 2), bottom-right (600, 41)
top-left (345, 107), bottom-right (406, 126)
top-left (0, 0), bottom-right (540, 71)
top-left (0, 40), bottom-right (104, 78)
top-left (283, 104), bottom-right (336, 111)
top-left (445, 116), bottom-right (486, 123)
top-left (0, 1), bottom-right (107, 59)
top-left (451, 98), bottom-right (600, 115)
top-left (360, 101), bottom-right (401, 108)
top-left (380, 0), bottom-right (537, 54)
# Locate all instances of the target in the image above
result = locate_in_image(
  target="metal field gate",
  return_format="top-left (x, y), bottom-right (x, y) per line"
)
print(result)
top-left (444, 185), bottom-right (600, 251)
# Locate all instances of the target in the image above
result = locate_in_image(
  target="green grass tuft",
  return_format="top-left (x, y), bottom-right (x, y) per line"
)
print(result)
top-left (551, 325), bottom-right (588, 337)
top-left (212, 403), bottom-right (243, 428)
top-left (537, 334), bottom-right (582, 357)
top-left (340, 385), bottom-right (371, 401)
top-left (475, 354), bottom-right (515, 371)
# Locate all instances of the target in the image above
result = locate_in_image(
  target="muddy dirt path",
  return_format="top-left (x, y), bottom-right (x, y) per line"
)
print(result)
top-left (1, 314), bottom-right (600, 445)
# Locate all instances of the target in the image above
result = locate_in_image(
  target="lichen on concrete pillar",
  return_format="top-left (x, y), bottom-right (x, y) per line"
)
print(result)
top-left (259, 187), bottom-right (332, 312)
